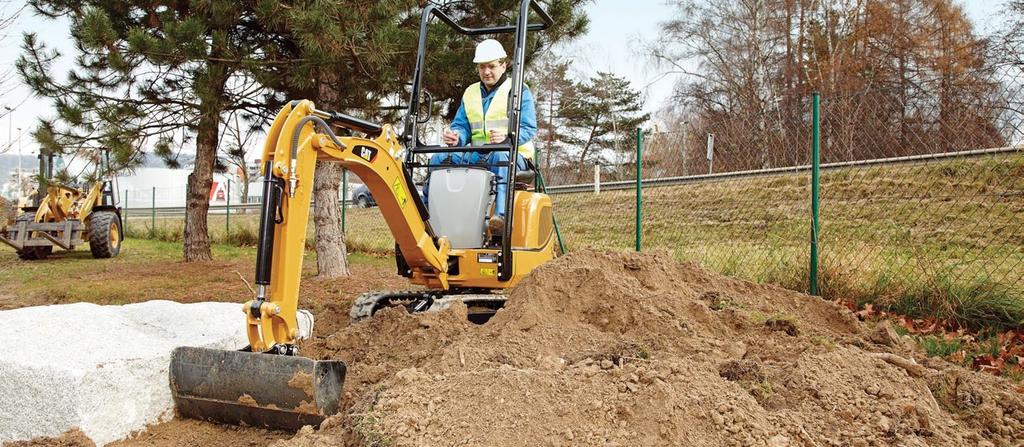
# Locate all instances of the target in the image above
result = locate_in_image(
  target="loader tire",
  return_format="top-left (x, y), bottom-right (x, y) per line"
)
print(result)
top-left (14, 214), bottom-right (52, 260)
top-left (88, 211), bottom-right (122, 259)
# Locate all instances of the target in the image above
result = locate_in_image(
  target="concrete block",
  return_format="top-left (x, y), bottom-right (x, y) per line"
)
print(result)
top-left (0, 300), bottom-right (249, 446)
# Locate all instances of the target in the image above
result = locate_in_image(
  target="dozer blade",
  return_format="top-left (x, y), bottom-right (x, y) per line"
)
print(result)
top-left (169, 346), bottom-right (346, 431)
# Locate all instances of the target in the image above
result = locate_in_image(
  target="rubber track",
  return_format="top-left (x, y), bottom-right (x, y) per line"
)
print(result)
top-left (349, 290), bottom-right (432, 322)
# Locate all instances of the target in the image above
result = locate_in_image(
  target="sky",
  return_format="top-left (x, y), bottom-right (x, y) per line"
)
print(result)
top-left (0, 0), bottom-right (1013, 158)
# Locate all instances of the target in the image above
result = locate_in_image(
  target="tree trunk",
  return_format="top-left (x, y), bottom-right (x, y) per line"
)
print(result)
top-left (313, 161), bottom-right (349, 278)
top-left (240, 176), bottom-right (249, 204)
top-left (183, 108), bottom-right (219, 262)
top-left (312, 73), bottom-right (350, 278)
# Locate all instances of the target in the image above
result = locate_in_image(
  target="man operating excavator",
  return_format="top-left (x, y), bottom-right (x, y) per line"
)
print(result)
top-left (427, 38), bottom-right (537, 234)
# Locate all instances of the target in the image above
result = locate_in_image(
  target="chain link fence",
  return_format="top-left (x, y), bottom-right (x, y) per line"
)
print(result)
top-left (117, 63), bottom-right (1024, 328)
top-left (544, 64), bottom-right (1023, 328)
top-left (814, 63), bottom-right (1024, 327)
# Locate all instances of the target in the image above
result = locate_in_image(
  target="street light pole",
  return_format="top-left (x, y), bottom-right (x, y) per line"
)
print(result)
top-left (3, 106), bottom-right (10, 150)
top-left (4, 106), bottom-right (15, 186)
top-left (16, 127), bottom-right (22, 184)
top-left (3, 106), bottom-right (10, 149)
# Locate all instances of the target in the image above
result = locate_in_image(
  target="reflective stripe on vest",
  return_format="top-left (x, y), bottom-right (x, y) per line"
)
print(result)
top-left (462, 81), bottom-right (535, 159)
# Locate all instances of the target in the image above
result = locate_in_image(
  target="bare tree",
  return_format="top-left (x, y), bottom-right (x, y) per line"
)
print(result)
top-left (652, 0), bottom-right (1002, 173)
top-left (528, 52), bottom-right (576, 175)
top-left (219, 111), bottom-right (257, 204)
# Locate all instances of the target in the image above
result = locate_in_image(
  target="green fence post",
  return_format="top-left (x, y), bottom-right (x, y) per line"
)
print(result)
top-left (226, 179), bottom-right (231, 237)
top-left (810, 92), bottom-right (821, 296)
top-left (635, 127), bottom-right (643, 252)
top-left (123, 189), bottom-right (128, 234)
top-left (534, 145), bottom-right (541, 185)
top-left (341, 168), bottom-right (348, 233)
top-left (150, 186), bottom-right (156, 238)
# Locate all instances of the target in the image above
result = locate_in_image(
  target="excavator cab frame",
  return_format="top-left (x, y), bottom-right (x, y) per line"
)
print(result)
top-left (401, 1), bottom-right (553, 282)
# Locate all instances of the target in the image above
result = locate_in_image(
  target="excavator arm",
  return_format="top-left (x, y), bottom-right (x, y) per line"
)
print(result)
top-left (170, 101), bottom-right (453, 430)
top-left (243, 100), bottom-right (451, 353)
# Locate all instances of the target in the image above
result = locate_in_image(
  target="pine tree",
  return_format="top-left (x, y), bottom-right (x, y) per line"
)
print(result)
top-left (529, 52), bottom-right (576, 178)
top-left (560, 72), bottom-right (649, 181)
top-left (20, 0), bottom-right (271, 261)
top-left (19, 0), bottom-right (591, 269)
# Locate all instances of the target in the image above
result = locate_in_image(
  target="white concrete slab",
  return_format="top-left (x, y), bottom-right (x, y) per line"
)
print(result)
top-left (0, 300), bottom-right (248, 446)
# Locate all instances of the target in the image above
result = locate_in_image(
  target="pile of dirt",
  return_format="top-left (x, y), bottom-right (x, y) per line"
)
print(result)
top-left (5, 428), bottom-right (94, 447)
top-left (268, 250), bottom-right (1024, 447)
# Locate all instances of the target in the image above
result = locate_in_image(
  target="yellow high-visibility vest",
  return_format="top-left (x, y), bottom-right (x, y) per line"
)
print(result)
top-left (462, 80), bottom-right (535, 159)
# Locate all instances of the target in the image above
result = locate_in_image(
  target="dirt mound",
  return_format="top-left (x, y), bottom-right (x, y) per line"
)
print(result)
top-left (273, 250), bottom-right (1024, 446)
top-left (4, 429), bottom-right (95, 447)
top-left (108, 420), bottom-right (286, 447)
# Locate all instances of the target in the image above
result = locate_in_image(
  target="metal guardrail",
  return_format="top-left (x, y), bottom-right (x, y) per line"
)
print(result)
top-left (122, 145), bottom-right (1021, 217)
top-left (546, 145), bottom-right (1023, 194)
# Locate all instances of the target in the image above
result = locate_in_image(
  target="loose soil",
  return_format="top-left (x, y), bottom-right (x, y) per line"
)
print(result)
top-left (13, 250), bottom-right (1024, 446)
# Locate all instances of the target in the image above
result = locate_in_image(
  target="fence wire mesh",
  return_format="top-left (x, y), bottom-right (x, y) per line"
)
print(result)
top-left (814, 63), bottom-right (1024, 327)
top-left (115, 62), bottom-right (1024, 328)
top-left (640, 121), bottom-right (812, 291)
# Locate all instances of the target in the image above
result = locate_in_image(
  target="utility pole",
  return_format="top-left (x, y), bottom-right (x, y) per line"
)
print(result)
top-left (681, 122), bottom-right (688, 176)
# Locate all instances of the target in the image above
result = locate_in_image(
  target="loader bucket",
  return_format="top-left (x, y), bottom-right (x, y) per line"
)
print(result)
top-left (169, 346), bottom-right (346, 431)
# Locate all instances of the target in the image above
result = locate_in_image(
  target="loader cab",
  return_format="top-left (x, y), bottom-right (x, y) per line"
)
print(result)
top-left (399, 1), bottom-right (557, 285)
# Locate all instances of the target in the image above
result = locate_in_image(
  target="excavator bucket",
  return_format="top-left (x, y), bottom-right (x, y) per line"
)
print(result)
top-left (169, 347), bottom-right (346, 431)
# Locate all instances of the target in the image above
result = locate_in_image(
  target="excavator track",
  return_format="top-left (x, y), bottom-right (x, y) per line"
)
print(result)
top-left (350, 290), bottom-right (508, 324)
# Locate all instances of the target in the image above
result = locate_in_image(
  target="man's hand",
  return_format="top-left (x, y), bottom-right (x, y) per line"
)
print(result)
top-left (443, 130), bottom-right (459, 146)
top-left (489, 130), bottom-right (507, 144)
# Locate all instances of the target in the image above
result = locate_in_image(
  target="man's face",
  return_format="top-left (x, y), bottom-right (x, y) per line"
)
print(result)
top-left (477, 60), bottom-right (506, 88)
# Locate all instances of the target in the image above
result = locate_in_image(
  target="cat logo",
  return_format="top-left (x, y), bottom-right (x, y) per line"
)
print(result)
top-left (357, 147), bottom-right (374, 161)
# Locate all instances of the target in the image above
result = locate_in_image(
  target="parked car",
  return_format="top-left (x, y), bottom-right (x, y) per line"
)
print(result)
top-left (350, 183), bottom-right (424, 208)
top-left (352, 183), bottom-right (375, 208)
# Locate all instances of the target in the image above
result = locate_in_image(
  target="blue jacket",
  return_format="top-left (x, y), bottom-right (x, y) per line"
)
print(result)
top-left (451, 78), bottom-right (537, 146)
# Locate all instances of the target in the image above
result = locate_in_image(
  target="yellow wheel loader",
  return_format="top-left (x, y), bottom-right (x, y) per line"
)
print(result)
top-left (170, 1), bottom-right (557, 430)
top-left (1, 151), bottom-right (123, 260)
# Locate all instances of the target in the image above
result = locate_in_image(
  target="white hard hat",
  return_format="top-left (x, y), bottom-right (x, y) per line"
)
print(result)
top-left (473, 39), bottom-right (507, 64)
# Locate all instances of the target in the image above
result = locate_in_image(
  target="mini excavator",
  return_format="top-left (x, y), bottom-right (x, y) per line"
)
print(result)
top-left (169, 0), bottom-right (557, 430)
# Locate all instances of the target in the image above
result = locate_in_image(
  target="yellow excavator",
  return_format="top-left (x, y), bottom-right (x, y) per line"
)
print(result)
top-left (170, 1), bottom-right (557, 430)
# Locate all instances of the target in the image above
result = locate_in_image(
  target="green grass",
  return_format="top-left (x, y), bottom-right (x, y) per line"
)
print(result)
top-left (917, 335), bottom-right (963, 358)
top-left (120, 153), bottom-right (1024, 330)
top-left (0, 238), bottom-right (246, 279)
top-left (123, 208), bottom-right (397, 255)
top-left (0, 238), bottom-right (249, 306)
top-left (0, 237), bottom-right (389, 307)
top-left (353, 413), bottom-right (392, 447)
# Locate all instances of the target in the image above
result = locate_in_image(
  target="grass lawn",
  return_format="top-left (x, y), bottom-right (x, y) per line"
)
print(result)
top-left (111, 152), bottom-right (1024, 330)
top-left (0, 238), bottom-right (394, 310)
